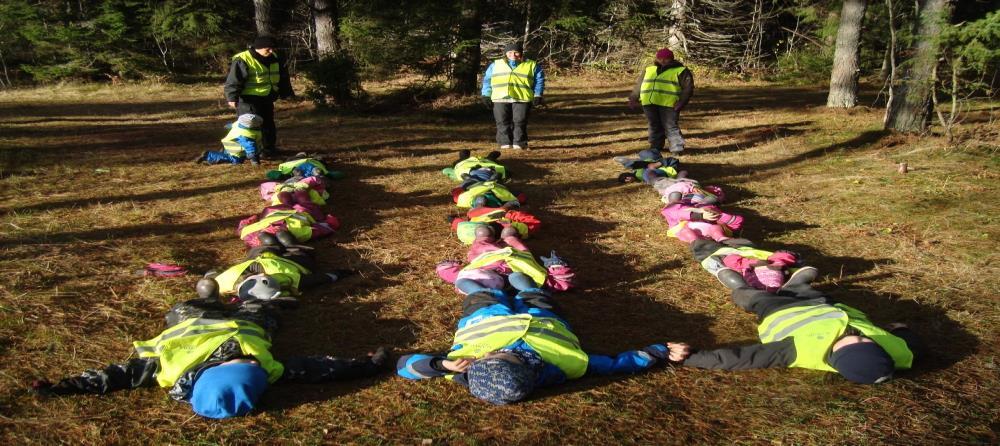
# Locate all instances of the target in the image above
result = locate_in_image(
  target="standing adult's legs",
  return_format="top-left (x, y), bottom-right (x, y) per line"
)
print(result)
top-left (511, 102), bottom-right (532, 148)
top-left (236, 99), bottom-right (276, 155)
top-left (493, 102), bottom-right (513, 147)
top-left (664, 108), bottom-right (685, 153)
top-left (642, 105), bottom-right (666, 151)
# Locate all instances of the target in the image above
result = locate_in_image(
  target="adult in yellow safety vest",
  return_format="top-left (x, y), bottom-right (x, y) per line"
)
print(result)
top-left (396, 288), bottom-right (690, 405)
top-left (481, 42), bottom-right (545, 150)
top-left (628, 48), bottom-right (693, 154)
top-left (31, 297), bottom-right (389, 418)
top-left (223, 35), bottom-right (295, 158)
top-left (683, 271), bottom-right (923, 384)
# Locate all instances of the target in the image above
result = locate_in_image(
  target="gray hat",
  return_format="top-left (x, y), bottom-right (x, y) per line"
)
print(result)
top-left (236, 274), bottom-right (282, 301)
top-left (237, 114), bottom-right (263, 129)
top-left (503, 42), bottom-right (524, 53)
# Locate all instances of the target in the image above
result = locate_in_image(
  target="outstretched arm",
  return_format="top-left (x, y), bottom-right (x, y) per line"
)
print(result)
top-left (683, 339), bottom-right (795, 370)
top-left (34, 358), bottom-right (159, 395)
top-left (587, 343), bottom-right (690, 375)
top-left (281, 348), bottom-right (387, 383)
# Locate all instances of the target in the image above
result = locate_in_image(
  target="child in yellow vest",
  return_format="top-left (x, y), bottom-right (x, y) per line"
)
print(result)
top-left (193, 114), bottom-right (263, 165)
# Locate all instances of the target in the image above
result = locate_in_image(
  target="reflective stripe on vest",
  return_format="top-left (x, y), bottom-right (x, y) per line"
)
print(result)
top-left (633, 166), bottom-right (678, 180)
top-left (757, 303), bottom-right (913, 371)
top-left (456, 182), bottom-right (516, 208)
top-left (133, 318), bottom-right (284, 387)
top-left (447, 314), bottom-right (589, 379)
top-left (640, 66), bottom-right (686, 107)
top-left (213, 251), bottom-right (311, 296)
top-left (278, 159), bottom-right (329, 176)
top-left (454, 157), bottom-right (508, 181)
top-left (239, 210), bottom-right (316, 242)
top-left (463, 247), bottom-right (547, 286)
top-left (699, 246), bottom-right (774, 274)
top-left (490, 59), bottom-right (537, 101)
top-left (220, 123), bottom-right (262, 156)
top-left (234, 50), bottom-right (280, 97)
top-left (270, 182), bottom-right (328, 206)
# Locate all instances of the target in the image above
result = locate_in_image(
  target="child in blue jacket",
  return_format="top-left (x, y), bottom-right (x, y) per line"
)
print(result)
top-left (194, 114), bottom-right (263, 165)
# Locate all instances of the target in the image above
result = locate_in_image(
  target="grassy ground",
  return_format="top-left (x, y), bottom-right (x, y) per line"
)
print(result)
top-left (0, 74), bottom-right (997, 445)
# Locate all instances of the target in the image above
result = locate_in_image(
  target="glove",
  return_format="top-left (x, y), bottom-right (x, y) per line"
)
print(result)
top-left (532, 96), bottom-right (544, 107)
top-left (641, 344), bottom-right (670, 362)
top-left (539, 250), bottom-right (566, 268)
top-left (480, 96), bottom-right (493, 108)
top-left (697, 208), bottom-right (721, 221)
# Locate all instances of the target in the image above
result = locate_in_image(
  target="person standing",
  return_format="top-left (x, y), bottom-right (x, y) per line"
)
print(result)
top-left (628, 48), bottom-right (693, 154)
top-left (481, 43), bottom-right (545, 150)
top-left (224, 35), bottom-right (295, 158)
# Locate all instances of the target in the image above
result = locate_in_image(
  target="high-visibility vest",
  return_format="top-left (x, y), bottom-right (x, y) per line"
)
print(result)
top-left (456, 182), bottom-right (516, 208)
top-left (490, 59), bottom-right (537, 102)
top-left (270, 181), bottom-right (329, 206)
top-left (278, 159), bottom-right (329, 176)
top-left (447, 314), bottom-right (589, 379)
top-left (214, 251), bottom-right (311, 296)
top-left (633, 165), bottom-right (678, 180)
top-left (239, 210), bottom-right (316, 242)
top-left (640, 65), bottom-right (687, 107)
top-left (220, 123), bottom-right (262, 156)
top-left (233, 50), bottom-right (280, 97)
top-left (699, 246), bottom-right (773, 274)
top-left (454, 157), bottom-right (508, 182)
top-left (757, 303), bottom-right (914, 372)
top-left (133, 317), bottom-right (284, 387)
top-left (463, 247), bottom-right (547, 286)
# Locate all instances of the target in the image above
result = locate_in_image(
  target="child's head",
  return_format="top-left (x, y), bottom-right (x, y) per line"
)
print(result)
top-left (829, 337), bottom-right (895, 384)
top-left (237, 274), bottom-right (282, 301)
top-left (466, 352), bottom-right (536, 405)
top-left (190, 360), bottom-right (269, 418)
top-left (237, 114), bottom-right (263, 129)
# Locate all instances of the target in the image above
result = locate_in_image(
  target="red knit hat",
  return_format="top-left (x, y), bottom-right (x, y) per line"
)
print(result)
top-left (655, 48), bottom-right (674, 59)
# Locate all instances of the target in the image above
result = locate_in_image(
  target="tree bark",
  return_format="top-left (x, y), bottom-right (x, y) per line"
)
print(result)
top-left (885, 0), bottom-right (953, 133)
top-left (667, 0), bottom-right (688, 55)
top-left (313, 0), bottom-right (339, 57)
top-left (827, 0), bottom-right (867, 108)
top-left (451, 0), bottom-right (482, 94)
top-left (254, 0), bottom-right (272, 36)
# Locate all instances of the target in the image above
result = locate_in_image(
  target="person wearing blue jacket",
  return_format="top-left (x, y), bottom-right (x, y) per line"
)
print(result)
top-left (481, 43), bottom-right (545, 150)
top-left (194, 114), bottom-right (263, 165)
top-left (397, 287), bottom-right (690, 405)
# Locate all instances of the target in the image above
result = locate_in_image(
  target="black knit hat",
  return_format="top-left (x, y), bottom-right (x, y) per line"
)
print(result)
top-left (253, 35), bottom-right (278, 49)
top-left (503, 42), bottom-right (524, 53)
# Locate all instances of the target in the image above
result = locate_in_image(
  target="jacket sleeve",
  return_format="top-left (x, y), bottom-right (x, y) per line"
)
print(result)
top-left (683, 338), bottom-right (796, 370)
top-left (396, 354), bottom-right (449, 380)
top-left (629, 69), bottom-right (646, 101)
top-left (481, 62), bottom-right (494, 97)
top-left (224, 58), bottom-right (247, 102)
top-left (533, 64), bottom-right (545, 96)
top-left (586, 350), bottom-right (657, 375)
top-left (278, 58), bottom-right (294, 99)
top-left (279, 355), bottom-right (380, 383)
top-left (236, 136), bottom-right (258, 159)
top-left (890, 327), bottom-right (925, 364)
top-left (675, 69), bottom-right (694, 111)
top-left (43, 358), bottom-right (159, 395)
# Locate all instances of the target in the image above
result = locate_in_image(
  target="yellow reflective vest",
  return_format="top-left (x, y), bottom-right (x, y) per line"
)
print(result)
top-left (757, 303), bottom-right (914, 372)
top-left (447, 314), bottom-right (589, 379)
top-left (463, 247), bottom-right (547, 286)
top-left (220, 123), bottom-right (262, 156)
top-left (234, 50), bottom-right (280, 97)
top-left (239, 210), bottom-right (316, 242)
top-left (453, 157), bottom-right (508, 182)
top-left (278, 159), bottom-right (329, 176)
top-left (456, 181), bottom-right (516, 208)
top-left (640, 65), bottom-right (687, 107)
top-left (490, 59), bottom-right (537, 102)
top-left (214, 251), bottom-right (311, 296)
top-left (270, 181), bottom-right (329, 206)
top-left (133, 317), bottom-right (284, 387)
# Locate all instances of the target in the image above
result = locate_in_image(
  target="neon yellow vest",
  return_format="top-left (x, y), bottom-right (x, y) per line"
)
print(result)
top-left (633, 166), bottom-right (678, 180)
top-left (133, 318), bottom-right (284, 387)
top-left (270, 181), bottom-right (329, 206)
top-left (239, 210), bottom-right (316, 242)
top-left (490, 59), bottom-right (537, 102)
top-left (447, 314), bottom-right (589, 379)
top-left (278, 159), bottom-right (329, 176)
top-left (456, 182), bottom-right (517, 208)
top-left (214, 251), bottom-right (311, 296)
top-left (453, 157), bottom-right (508, 182)
top-left (700, 246), bottom-right (773, 270)
top-left (758, 303), bottom-right (914, 372)
top-left (640, 65), bottom-right (686, 107)
top-left (234, 50), bottom-right (280, 97)
top-left (220, 123), bottom-right (262, 156)
top-left (463, 247), bottom-right (547, 286)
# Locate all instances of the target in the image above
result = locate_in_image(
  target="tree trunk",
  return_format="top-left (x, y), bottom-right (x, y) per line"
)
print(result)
top-left (827, 0), bottom-right (867, 108)
top-left (254, 0), bottom-right (272, 36)
top-left (313, 0), bottom-right (339, 57)
top-left (451, 0), bottom-right (482, 94)
top-left (667, 0), bottom-right (688, 55)
top-left (884, 0), bottom-right (953, 133)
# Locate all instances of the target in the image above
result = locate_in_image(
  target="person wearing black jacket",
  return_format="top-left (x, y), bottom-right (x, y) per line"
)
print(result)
top-left (224, 35), bottom-right (295, 158)
top-left (628, 48), bottom-right (694, 154)
top-left (683, 270), bottom-right (923, 384)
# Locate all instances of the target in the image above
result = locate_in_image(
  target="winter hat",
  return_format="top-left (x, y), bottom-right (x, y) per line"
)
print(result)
top-left (190, 362), bottom-right (269, 419)
top-left (467, 168), bottom-right (496, 183)
top-left (767, 251), bottom-right (799, 267)
top-left (745, 265), bottom-right (785, 292)
top-left (655, 48), bottom-right (674, 60)
top-left (503, 42), bottom-right (524, 53)
top-left (829, 341), bottom-right (896, 384)
top-left (703, 185), bottom-right (725, 202)
top-left (236, 274), bottom-right (282, 301)
top-left (466, 357), bottom-right (535, 405)
top-left (237, 114), bottom-right (263, 129)
top-left (252, 35), bottom-right (278, 49)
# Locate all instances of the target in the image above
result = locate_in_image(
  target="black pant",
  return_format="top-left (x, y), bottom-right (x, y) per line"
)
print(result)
top-left (237, 97), bottom-right (276, 153)
top-left (731, 285), bottom-right (831, 321)
top-left (642, 105), bottom-right (684, 152)
top-left (493, 102), bottom-right (532, 147)
top-left (461, 290), bottom-right (558, 318)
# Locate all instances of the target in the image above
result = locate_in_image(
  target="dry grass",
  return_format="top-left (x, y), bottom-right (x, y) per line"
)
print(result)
top-left (0, 74), bottom-right (997, 445)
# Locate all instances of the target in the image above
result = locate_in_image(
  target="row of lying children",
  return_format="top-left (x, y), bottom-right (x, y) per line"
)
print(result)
top-left (392, 149), bottom-right (924, 406)
top-left (34, 132), bottom-right (392, 419)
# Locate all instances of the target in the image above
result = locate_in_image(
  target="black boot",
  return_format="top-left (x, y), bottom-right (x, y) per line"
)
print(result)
top-left (781, 266), bottom-right (818, 290)
top-left (716, 268), bottom-right (748, 290)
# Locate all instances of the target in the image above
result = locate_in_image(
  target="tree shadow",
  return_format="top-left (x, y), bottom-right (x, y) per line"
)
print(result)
top-left (723, 205), bottom-right (819, 241)
top-left (691, 126), bottom-right (810, 155)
